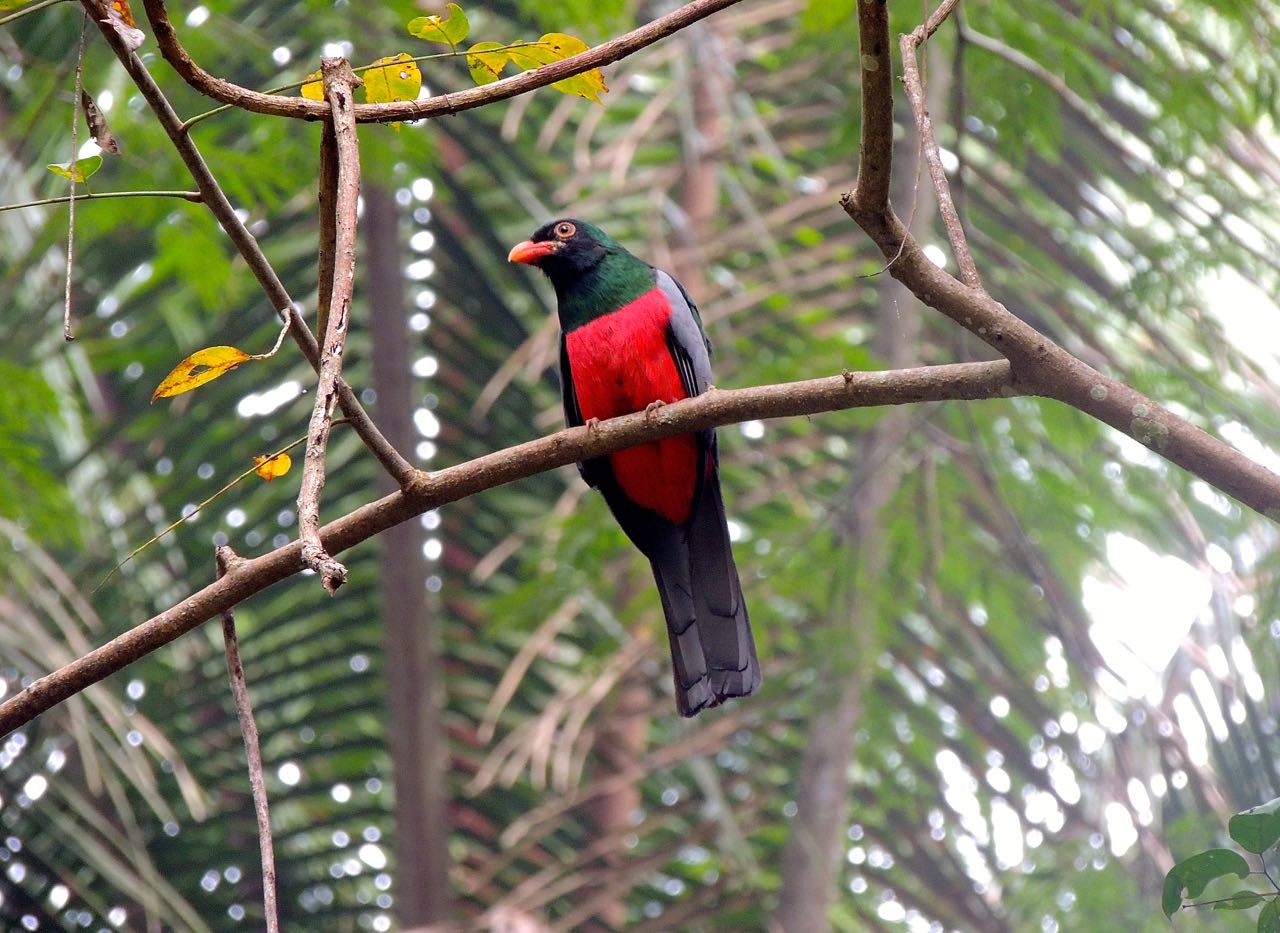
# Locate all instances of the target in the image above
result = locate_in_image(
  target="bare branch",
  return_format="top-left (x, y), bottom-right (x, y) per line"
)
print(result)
top-left (141, 0), bottom-right (749, 124)
top-left (63, 9), bottom-right (88, 342)
top-left (0, 190), bottom-right (202, 213)
top-left (0, 360), bottom-right (1017, 736)
top-left (216, 547), bottom-right (280, 933)
top-left (81, 0), bottom-right (415, 487)
top-left (851, 0), bottom-right (893, 215)
top-left (297, 58), bottom-right (361, 594)
top-left (900, 0), bottom-right (982, 288)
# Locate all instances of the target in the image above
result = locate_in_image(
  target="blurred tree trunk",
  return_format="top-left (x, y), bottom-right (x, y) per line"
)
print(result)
top-left (366, 183), bottom-right (453, 924)
top-left (775, 54), bottom-right (947, 929)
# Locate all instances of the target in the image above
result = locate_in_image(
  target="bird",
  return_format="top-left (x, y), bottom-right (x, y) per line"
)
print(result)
top-left (509, 219), bottom-right (761, 716)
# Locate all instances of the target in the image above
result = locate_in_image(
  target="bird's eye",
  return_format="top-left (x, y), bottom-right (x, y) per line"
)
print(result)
top-left (554, 222), bottom-right (576, 239)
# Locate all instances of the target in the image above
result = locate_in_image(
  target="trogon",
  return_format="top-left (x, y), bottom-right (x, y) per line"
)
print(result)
top-left (509, 219), bottom-right (761, 716)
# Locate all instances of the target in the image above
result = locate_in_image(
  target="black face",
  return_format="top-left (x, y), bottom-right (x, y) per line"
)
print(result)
top-left (511, 218), bottom-right (609, 280)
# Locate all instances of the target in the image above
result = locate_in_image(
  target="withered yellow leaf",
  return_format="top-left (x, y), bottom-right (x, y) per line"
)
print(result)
top-left (253, 452), bottom-right (292, 482)
top-left (151, 346), bottom-right (251, 402)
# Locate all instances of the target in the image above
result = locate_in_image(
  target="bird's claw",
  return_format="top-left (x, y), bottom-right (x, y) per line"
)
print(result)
top-left (585, 417), bottom-right (602, 435)
top-left (645, 400), bottom-right (665, 419)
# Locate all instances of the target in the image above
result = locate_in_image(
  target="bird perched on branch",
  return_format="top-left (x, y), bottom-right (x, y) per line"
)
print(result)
top-left (509, 219), bottom-right (760, 716)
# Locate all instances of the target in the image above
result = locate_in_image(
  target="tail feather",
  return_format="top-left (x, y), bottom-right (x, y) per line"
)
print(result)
top-left (651, 478), bottom-right (761, 717)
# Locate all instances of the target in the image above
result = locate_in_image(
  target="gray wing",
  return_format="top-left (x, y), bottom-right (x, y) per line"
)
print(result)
top-left (656, 269), bottom-right (713, 397)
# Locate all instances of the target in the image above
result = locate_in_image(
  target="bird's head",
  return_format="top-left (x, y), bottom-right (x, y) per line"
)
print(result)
top-left (508, 219), bottom-right (618, 285)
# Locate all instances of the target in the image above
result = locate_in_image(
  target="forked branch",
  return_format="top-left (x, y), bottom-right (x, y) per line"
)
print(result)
top-left (844, 0), bottom-right (1280, 517)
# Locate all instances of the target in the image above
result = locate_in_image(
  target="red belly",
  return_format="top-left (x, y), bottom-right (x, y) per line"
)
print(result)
top-left (565, 288), bottom-right (696, 525)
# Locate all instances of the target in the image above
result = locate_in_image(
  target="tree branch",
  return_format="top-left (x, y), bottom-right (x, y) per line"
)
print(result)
top-left (80, 0), bottom-right (415, 487)
top-left (216, 547), bottom-right (279, 933)
top-left (297, 58), bottom-right (361, 593)
top-left (843, 0), bottom-right (1280, 519)
top-left (899, 0), bottom-right (981, 288)
top-left (0, 190), bottom-right (203, 213)
top-left (140, 0), bottom-right (749, 124)
top-left (0, 360), bottom-right (1015, 736)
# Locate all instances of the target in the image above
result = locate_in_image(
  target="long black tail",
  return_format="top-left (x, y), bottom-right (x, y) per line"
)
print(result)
top-left (651, 477), bottom-right (761, 716)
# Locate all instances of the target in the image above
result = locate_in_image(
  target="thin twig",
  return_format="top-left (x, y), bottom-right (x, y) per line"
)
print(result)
top-left (0, 190), bottom-right (202, 213)
top-left (80, 1), bottom-right (415, 487)
top-left (142, 0), bottom-right (749, 124)
top-left (0, 0), bottom-right (69, 27)
top-left (63, 9), bottom-right (88, 342)
top-left (95, 427), bottom-right (330, 591)
top-left (297, 57), bottom-right (362, 594)
top-left (900, 0), bottom-right (982, 288)
top-left (216, 547), bottom-right (280, 933)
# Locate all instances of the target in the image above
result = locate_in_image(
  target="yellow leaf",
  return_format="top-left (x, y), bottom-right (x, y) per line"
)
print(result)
top-left (253, 452), bottom-right (292, 482)
top-left (506, 40), bottom-right (557, 72)
top-left (466, 41), bottom-right (509, 86)
top-left (301, 69), bottom-right (324, 100)
top-left (151, 346), bottom-right (251, 402)
top-left (47, 155), bottom-right (103, 184)
top-left (407, 3), bottom-right (469, 47)
top-left (508, 35), bottom-right (607, 104)
top-left (362, 53), bottom-right (421, 131)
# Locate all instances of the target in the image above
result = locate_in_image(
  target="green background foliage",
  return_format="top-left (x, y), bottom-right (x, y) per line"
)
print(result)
top-left (2, 0), bottom-right (1280, 930)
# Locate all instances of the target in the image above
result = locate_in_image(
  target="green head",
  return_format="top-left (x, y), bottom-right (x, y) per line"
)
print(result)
top-left (508, 219), bottom-right (655, 330)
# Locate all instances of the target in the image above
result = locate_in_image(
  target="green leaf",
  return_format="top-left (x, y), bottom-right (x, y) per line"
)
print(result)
top-left (1162, 849), bottom-right (1251, 917)
top-left (46, 155), bottom-right (103, 184)
top-left (466, 41), bottom-right (508, 86)
top-left (1261, 898), bottom-right (1280, 933)
top-left (1231, 798), bottom-right (1280, 854)
top-left (407, 3), bottom-right (469, 47)
top-left (1212, 890), bottom-right (1264, 911)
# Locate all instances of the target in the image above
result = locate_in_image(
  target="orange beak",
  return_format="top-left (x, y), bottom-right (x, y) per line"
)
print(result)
top-left (508, 239), bottom-right (560, 264)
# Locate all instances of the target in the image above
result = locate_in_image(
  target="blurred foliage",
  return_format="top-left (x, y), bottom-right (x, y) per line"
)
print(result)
top-left (1, 0), bottom-right (1280, 930)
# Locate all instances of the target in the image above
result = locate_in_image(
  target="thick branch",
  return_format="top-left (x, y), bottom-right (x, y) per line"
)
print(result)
top-left (0, 361), bottom-right (1015, 736)
top-left (81, 0), bottom-right (414, 487)
top-left (852, 0), bottom-right (893, 215)
top-left (844, 0), bottom-right (1280, 518)
top-left (297, 58), bottom-right (361, 593)
top-left (141, 0), bottom-right (748, 124)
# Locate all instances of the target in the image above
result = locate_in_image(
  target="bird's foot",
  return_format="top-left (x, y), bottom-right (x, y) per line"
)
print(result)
top-left (644, 399), bottom-right (665, 419)
top-left (585, 417), bottom-right (602, 434)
